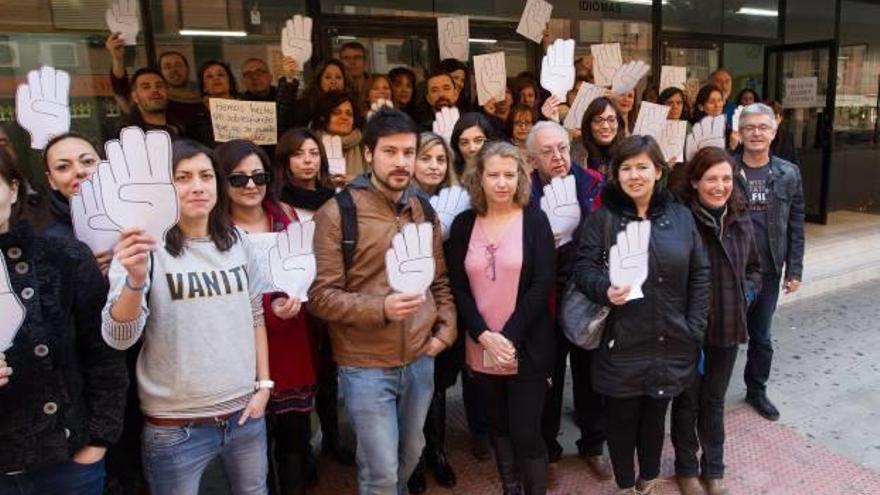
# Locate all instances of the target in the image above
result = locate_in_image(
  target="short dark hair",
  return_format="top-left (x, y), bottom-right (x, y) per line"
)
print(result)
top-left (735, 88), bottom-right (761, 106)
top-left (340, 41), bottom-right (367, 54)
top-left (131, 67), bottom-right (166, 88)
top-left (311, 90), bottom-right (361, 132)
top-left (361, 107), bottom-right (419, 152)
top-left (425, 69), bottom-right (454, 88)
top-left (389, 66), bottom-right (416, 85)
top-left (659, 87), bottom-right (690, 121)
top-left (214, 139), bottom-right (274, 201)
top-left (165, 139), bottom-right (238, 257)
top-left (158, 51), bottom-right (189, 69)
top-left (197, 60), bottom-right (239, 98)
top-left (439, 58), bottom-right (467, 75)
top-left (274, 127), bottom-right (332, 197)
top-left (450, 112), bottom-right (498, 177)
top-left (609, 135), bottom-right (666, 183)
top-left (0, 148), bottom-right (26, 223)
top-left (42, 132), bottom-right (101, 171)
top-left (672, 146), bottom-right (746, 213)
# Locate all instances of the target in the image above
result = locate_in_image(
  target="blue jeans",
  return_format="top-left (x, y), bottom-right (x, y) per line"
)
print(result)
top-left (0, 458), bottom-right (105, 495)
top-left (339, 354), bottom-right (435, 495)
top-left (744, 272), bottom-right (782, 395)
top-left (141, 409), bottom-right (268, 495)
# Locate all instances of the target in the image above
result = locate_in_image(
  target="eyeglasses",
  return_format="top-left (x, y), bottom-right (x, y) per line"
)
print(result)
top-left (740, 124), bottom-right (773, 134)
top-left (228, 172), bottom-right (270, 188)
top-left (591, 116), bottom-right (618, 127)
top-left (484, 244), bottom-right (498, 281)
top-left (539, 144), bottom-right (570, 159)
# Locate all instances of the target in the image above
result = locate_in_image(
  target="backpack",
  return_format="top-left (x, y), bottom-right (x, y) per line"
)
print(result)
top-left (335, 188), bottom-right (437, 274)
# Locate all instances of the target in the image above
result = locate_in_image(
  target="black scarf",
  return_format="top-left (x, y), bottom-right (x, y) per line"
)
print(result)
top-left (280, 183), bottom-right (335, 211)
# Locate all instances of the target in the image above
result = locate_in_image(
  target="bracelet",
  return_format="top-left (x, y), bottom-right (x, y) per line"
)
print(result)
top-left (255, 379), bottom-right (275, 391)
top-left (124, 276), bottom-right (147, 293)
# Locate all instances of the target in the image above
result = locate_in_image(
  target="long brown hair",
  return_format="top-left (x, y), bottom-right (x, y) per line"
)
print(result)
top-left (581, 97), bottom-right (626, 163)
top-left (673, 146), bottom-right (746, 213)
top-left (165, 140), bottom-right (238, 257)
top-left (0, 148), bottom-right (25, 224)
top-left (273, 128), bottom-right (332, 197)
top-left (465, 141), bottom-right (531, 215)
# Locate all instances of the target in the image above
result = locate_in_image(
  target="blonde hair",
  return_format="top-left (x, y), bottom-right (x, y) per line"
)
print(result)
top-left (465, 141), bottom-right (531, 215)
top-left (416, 132), bottom-right (457, 189)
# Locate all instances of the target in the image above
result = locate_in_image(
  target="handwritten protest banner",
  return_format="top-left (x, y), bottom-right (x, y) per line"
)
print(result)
top-left (209, 98), bottom-right (277, 145)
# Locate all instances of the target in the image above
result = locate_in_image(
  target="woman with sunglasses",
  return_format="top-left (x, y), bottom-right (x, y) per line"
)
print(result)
top-left (448, 141), bottom-right (556, 494)
top-left (102, 139), bottom-right (276, 494)
top-left (218, 139), bottom-right (319, 495)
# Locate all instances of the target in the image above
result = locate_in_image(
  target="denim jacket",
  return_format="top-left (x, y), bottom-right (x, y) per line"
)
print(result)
top-left (734, 154), bottom-right (806, 281)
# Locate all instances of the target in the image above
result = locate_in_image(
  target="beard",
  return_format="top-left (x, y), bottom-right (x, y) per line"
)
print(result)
top-left (373, 169), bottom-right (412, 193)
top-left (432, 97), bottom-right (454, 111)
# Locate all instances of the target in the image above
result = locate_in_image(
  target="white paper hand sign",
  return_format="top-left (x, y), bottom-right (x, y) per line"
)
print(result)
top-left (367, 98), bottom-right (394, 120)
top-left (386, 223), bottom-right (436, 294)
top-left (541, 39), bottom-right (576, 99)
top-left (516, 0), bottom-right (553, 44)
top-left (97, 127), bottom-right (179, 244)
top-left (106, 0), bottom-right (140, 46)
top-left (685, 115), bottom-right (727, 162)
top-left (429, 185), bottom-right (471, 241)
top-left (473, 52), bottom-right (506, 106)
top-left (632, 101), bottom-right (670, 141)
top-left (609, 220), bottom-right (651, 301)
top-left (438, 16), bottom-right (469, 62)
top-left (590, 43), bottom-right (623, 88)
top-left (72, 178), bottom-right (121, 254)
top-left (281, 15), bottom-right (313, 66)
top-left (732, 105), bottom-right (744, 132)
top-left (659, 65), bottom-right (687, 92)
top-left (563, 82), bottom-right (603, 130)
top-left (660, 121), bottom-right (688, 163)
top-left (611, 60), bottom-right (650, 96)
top-left (0, 256), bottom-right (25, 352)
top-left (16, 66), bottom-right (71, 150)
top-left (433, 106), bottom-right (460, 146)
top-left (322, 135), bottom-right (346, 176)
top-left (269, 220), bottom-right (316, 301)
top-left (540, 175), bottom-right (581, 247)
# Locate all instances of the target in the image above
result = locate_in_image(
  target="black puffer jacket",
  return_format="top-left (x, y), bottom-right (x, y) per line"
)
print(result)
top-left (0, 222), bottom-right (127, 474)
top-left (573, 185), bottom-right (710, 399)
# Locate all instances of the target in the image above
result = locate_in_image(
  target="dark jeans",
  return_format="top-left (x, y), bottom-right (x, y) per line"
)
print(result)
top-left (745, 271), bottom-right (782, 394)
top-left (316, 331), bottom-right (343, 444)
top-left (541, 327), bottom-right (605, 461)
top-left (0, 459), bottom-right (105, 495)
top-left (267, 411), bottom-right (311, 495)
top-left (605, 396), bottom-right (670, 489)
top-left (671, 346), bottom-right (739, 479)
top-left (461, 368), bottom-right (490, 439)
top-left (473, 372), bottom-right (548, 462)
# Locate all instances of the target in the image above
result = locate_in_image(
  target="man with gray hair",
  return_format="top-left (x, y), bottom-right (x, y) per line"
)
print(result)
top-left (526, 121), bottom-right (611, 486)
top-left (735, 103), bottom-right (805, 421)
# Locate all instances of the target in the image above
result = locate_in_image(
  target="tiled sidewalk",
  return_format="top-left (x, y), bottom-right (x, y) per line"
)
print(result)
top-left (307, 401), bottom-right (880, 495)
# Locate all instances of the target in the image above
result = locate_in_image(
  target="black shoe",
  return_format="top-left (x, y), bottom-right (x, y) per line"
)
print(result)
top-left (746, 392), bottom-right (780, 421)
top-left (426, 451), bottom-right (457, 487)
top-left (322, 437), bottom-right (357, 466)
top-left (407, 458), bottom-right (427, 494)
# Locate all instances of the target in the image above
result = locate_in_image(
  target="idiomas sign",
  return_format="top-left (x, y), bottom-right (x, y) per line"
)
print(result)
top-left (568, 1), bottom-right (650, 17)
top-left (579, 1), bottom-right (624, 14)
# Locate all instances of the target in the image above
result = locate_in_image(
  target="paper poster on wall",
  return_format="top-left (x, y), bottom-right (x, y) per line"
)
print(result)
top-left (659, 65), bottom-right (687, 92)
top-left (783, 77), bottom-right (818, 108)
top-left (209, 99), bottom-right (278, 145)
top-left (473, 51), bottom-right (507, 105)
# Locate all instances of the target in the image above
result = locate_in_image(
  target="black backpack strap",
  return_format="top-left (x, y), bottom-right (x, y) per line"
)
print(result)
top-left (336, 189), bottom-right (358, 274)
top-left (414, 194), bottom-right (436, 224)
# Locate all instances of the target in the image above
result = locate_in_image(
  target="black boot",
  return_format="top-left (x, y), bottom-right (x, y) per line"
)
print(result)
top-left (491, 436), bottom-right (522, 495)
top-left (425, 391), bottom-right (457, 487)
top-left (407, 455), bottom-right (428, 494)
top-left (519, 456), bottom-right (548, 495)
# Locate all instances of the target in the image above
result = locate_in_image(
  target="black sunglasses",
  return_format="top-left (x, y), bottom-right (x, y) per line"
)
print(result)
top-left (228, 172), bottom-right (270, 188)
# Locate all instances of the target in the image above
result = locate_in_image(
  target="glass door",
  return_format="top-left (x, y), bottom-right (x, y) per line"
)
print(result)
top-left (764, 41), bottom-right (837, 224)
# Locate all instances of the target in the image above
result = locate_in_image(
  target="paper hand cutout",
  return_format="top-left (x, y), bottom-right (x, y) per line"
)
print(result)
top-left (433, 106), bottom-right (460, 146)
top-left (474, 52), bottom-right (506, 106)
top-left (540, 175), bottom-right (581, 247)
top-left (591, 43), bottom-right (623, 88)
top-left (660, 121), bottom-right (688, 163)
top-left (269, 220), bottom-right (316, 301)
top-left (0, 256), bottom-right (25, 352)
top-left (438, 17), bottom-right (469, 61)
top-left (685, 115), bottom-right (727, 162)
top-left (106, 0), bottom-right (140, 46)
top-left (321, 134), bottom-right (346, 176)
top-left (563, 82), bottom-right (603, 130)
top-left (732, 105), bottom-right (744, 132)
top-left (72, 178), bottom-right (121, 254)
top-left (541, 39), bottom-right (576, 98)
top-left (386, 223), bottom-right (436, 294)
top-left (632, 101), bottom-right (669, 140)
top-left (612, 60), bottom-right (650, 96)
top-left (97, 127), bottom-right (179, 244)
top-left (367, 98), bottom-right (394, 120)
top-left (516, 0), bottom-right (553, 43)
top-left (609, 220), bottom-right (651, 301)
top-left (429, 185), bottom-right (471, 241)
top-left (16, 66), bottom-right (71, 150)
top-left (281, 15), bottom-right (313, 66)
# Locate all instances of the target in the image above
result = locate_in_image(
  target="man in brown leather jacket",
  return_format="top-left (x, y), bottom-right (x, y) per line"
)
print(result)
top-left (309, 107), bottom-right (456, 495)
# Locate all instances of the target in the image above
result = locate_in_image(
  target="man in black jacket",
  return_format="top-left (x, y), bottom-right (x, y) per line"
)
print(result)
top-left (734, 103), bottom-right (806, 421)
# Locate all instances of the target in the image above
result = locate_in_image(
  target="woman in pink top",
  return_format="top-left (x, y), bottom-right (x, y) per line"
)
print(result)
top-left (447, 141), bottom-right (556, 495)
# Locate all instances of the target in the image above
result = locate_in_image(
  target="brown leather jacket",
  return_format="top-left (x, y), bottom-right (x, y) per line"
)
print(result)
top-left (308, 176), bottom-right (457, 368)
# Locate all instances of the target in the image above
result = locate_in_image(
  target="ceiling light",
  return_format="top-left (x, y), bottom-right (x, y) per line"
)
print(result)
top-left (736, 7), bottom-right (779, 16)
top-left (179, 30), bottom-right (248, 37)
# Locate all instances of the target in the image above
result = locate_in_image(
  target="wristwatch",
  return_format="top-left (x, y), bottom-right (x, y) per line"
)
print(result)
top-left (255, 379), bottom-right (275, 391)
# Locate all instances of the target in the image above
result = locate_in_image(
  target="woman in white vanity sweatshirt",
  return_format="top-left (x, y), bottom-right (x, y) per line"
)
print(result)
top-left (102, 139), bottom-right (282, 495)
